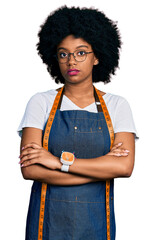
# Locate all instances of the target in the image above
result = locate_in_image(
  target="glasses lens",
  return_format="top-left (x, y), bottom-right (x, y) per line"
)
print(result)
top-left (57, 51), bottom-right (68, 63)
top-left (75, 50), bottom-right (86, 62)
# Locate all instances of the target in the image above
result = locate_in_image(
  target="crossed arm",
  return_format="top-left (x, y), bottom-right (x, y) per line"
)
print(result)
top-left (19, 127), bottom-right (135, 185)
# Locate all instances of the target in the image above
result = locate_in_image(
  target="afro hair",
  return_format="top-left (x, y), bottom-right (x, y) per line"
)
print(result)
top-left (37, 6), bottom-right (122, 84)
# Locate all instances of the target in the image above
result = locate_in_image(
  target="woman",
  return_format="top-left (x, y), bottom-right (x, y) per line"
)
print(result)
top-left (18, 6), bottom-right (138, 240)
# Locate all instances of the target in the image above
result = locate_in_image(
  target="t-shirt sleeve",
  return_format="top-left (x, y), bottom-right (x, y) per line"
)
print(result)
top-left (17, 93), bottom-right (46, 137)
top-left (113, 97), bottom-right (139, 139)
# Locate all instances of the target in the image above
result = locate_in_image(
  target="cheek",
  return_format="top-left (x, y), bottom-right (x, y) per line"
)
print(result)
top-left (59, 64), bottom-right (66, 76)
top-left (83, 60), bottom-right (95, 72)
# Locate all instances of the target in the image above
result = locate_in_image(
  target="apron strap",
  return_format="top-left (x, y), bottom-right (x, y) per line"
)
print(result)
top-left (94, 86), bottom-right (114, 240)
top-left (57, 87), bottom-right (65, 110)
top-left (94, 87), bottom-right (103, 112)
top-left (38, 87), bottom-right (64, 240)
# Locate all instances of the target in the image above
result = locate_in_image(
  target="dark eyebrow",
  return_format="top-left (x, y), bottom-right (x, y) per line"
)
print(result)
top-left (57, 45), bottom-right (89, 51)
top-left (57, 47), bottom-right (67, 51)
top-left (76, 45), bottom-right (89, 49)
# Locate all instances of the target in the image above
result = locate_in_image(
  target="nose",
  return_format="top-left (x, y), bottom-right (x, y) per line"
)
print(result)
top-left (67, 53), bottom-right (77, 65)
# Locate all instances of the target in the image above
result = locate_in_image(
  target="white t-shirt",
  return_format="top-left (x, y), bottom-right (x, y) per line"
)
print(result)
top-left (17, 89), bottom-right (138, 139)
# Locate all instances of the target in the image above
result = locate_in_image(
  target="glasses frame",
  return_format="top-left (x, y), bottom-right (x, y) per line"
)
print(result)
top-left (56, 50), bottom-right (93, 64)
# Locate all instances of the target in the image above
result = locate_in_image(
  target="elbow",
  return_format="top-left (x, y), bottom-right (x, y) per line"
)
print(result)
top-left (124, 167), bottom-right (133, 178)
top-left (21, 167), bottom-right (32, 180)
top-left (119, 156), bottom-right (134, 178)
top-left (123, 162), bottom-right (134, 178)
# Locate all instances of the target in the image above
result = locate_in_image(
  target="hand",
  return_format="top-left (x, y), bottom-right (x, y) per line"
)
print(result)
top-left (107, 142), bottom-right (130, 157)
top-left (19, 143), bottom-right (62, 170)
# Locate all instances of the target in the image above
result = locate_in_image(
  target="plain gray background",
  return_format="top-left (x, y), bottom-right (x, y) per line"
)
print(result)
top-left (1, 0), bottom-right (155, 239)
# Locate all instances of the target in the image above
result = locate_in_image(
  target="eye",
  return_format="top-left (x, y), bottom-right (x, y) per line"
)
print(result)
top-left (77, 50), bottom-right (86, 56)
top-left (58, 52), bottom-right (68, 59)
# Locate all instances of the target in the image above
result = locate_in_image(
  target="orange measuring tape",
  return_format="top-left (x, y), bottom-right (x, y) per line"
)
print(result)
top-left (38, 87), bottom-right (64, 240)
top-left (95, 86), bottom-right (114, 240)
top-left (38, 86), bottom-right (114, 240)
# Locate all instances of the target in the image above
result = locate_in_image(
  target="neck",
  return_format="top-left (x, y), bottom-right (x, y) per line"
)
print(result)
top-left (64, 81), bottom-right (94, 99)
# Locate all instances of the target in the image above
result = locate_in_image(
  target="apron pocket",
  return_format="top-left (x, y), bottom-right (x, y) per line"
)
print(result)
top-left (43, 198), bottom-right (107, 240)
top-left (43, 199), bottom-right (75, 240)
top-left (75, 201), bottom-right (107, 240)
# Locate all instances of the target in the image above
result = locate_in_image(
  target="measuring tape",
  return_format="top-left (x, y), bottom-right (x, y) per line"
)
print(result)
top-left (95, 87), bottom-right (114, 240)
top-left (38, 85), bottom-right (114, 240)
top-left (38, 87), bottom-right (64, 240)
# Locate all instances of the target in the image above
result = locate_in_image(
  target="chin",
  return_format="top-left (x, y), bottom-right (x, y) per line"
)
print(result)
top-left (64, 76), bottom-right (82, 84)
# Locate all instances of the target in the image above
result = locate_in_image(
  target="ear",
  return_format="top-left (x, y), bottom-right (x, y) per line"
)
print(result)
top-left (93, 57), bottom-right (99, 65)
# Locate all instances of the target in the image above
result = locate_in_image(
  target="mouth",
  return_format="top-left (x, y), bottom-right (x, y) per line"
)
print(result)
top-left (67, 69), bottom-right (80, 76)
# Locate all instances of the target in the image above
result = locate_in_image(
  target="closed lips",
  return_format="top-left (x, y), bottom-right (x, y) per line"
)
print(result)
top-left (67, 69), bottom-right (80, 73)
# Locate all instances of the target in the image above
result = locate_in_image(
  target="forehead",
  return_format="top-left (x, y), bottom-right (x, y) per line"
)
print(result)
top-left (57, 35), bottom-right (92, 51)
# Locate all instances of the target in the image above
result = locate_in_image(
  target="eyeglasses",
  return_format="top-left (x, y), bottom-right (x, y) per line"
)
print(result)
top-left (56, 50), bottom-right (93, 64)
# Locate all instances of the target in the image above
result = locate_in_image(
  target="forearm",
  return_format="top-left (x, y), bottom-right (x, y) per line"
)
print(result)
top-left (67, 133), bottom-right (135, 180)
top-left (21, 165), bottom-right (99, 186)
top-left (20, 128), bottom-right (98, 185)
top-left (20, 129), bottom-right (135, 181)
top-left (68, 154), bottom-right (134, 180)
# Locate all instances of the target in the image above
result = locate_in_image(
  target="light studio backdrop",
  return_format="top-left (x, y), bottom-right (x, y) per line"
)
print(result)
top-left (0, 0), bottom-right (155, 239)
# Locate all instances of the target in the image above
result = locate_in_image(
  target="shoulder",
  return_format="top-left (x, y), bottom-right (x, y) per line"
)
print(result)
top-left (24, 89), bottom-right (59, 118)
top-left (102, 92), bottom-right (132, 125)
top-left (30, 89), bottom-right (58, 101)
top-left (103, 92), bottom-right (133, 123)
top-left (102, 92), bottom-right (138, 138)
top-left (102, 92), bottom-right (129, 109)
top-left (27, 89), bottom-right (58, 108)
top-left (17, 89), bottom-right (59, 137)
top-left (98, 90), bottom-right (127, 105)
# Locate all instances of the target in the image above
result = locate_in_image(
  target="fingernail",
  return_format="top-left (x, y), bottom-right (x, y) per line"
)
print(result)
top-left (123, 153), bottom-right (128, 156)
top-left (124, 150), bottom-right (130, 153)
top-left (22, 147), bottom-right (24, 150)
top-left (118, 143), bottom-right (122, 146)
top-left (116, 153), bottom-right (122, 156)
top-left (21, 164), bottom-right (24, 167)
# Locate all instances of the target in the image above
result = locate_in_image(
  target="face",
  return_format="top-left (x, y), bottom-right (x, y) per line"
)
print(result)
top-left (57, 35), bottom-right (99, 85)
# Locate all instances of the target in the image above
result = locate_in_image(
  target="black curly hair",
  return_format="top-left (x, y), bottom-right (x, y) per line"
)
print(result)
top-left (37, 6), bottom-right (122, 84)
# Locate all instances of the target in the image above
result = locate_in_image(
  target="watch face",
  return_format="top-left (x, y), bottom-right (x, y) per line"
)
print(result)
top-left (62, 152), bottom-right (74, 162)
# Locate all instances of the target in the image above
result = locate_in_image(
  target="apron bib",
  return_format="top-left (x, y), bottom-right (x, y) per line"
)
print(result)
top-left (25, 86), bottom-right (115, 240)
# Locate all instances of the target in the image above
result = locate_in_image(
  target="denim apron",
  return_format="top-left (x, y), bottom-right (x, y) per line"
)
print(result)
top-left (25, 86), bottom-right (116, 240)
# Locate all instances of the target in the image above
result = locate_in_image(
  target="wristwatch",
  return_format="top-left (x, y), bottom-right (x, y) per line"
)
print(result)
top-left (60, 151), bottom-right (75, 172)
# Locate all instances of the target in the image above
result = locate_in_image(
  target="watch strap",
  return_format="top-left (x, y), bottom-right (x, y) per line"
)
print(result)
top-left (61, 164), bottom-right (69, 172)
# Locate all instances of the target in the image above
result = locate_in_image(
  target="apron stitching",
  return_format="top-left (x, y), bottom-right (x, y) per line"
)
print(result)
top-left (55, 117), bottom-right (105, 120)
top-left (72, 196), bottom-right (77, 240)
top-left (45, 198), bottom-right (105, 203)
top-left (74, 131), bottom-right (102, 133)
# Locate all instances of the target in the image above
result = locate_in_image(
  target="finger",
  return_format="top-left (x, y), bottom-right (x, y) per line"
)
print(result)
top-left (116, 152), bottom-right (129, 156)
top-left (22, 143), bottom-right (41, 151)
top-left (111, 149), bottom-right (130, 153)
top-left (107, 152), bottom-right (120, 156)
top-left (107, 152), bottom-right (129, 157)
top-left (19, 148), bottom-right (39, 160)
top-left (21, 158), bottom-right (38, 167)
top-left (20, 153), bottom-right (39, 166)
top-left (111, 142), bottom-right (123, 151)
